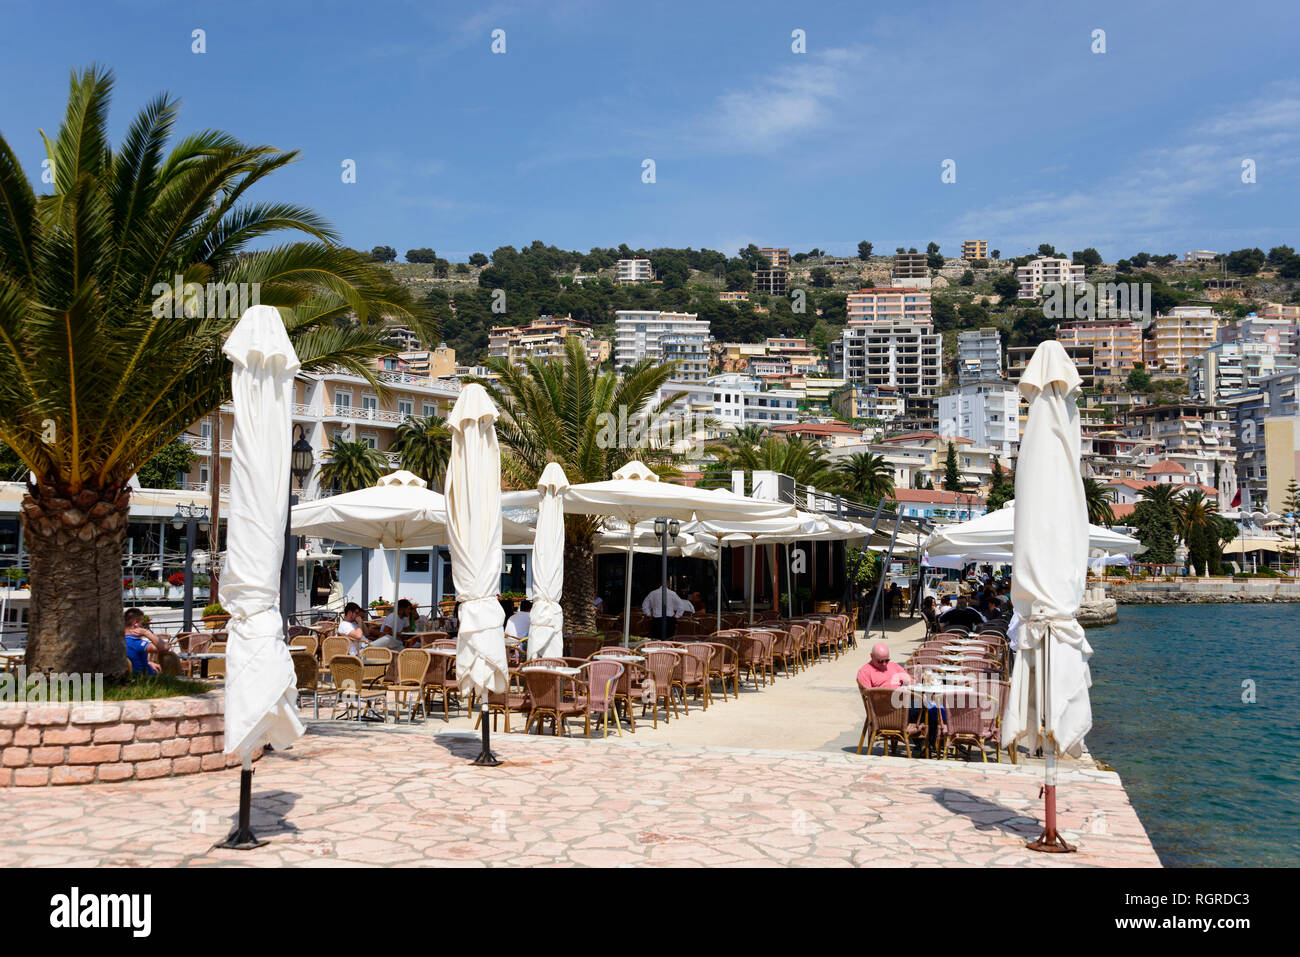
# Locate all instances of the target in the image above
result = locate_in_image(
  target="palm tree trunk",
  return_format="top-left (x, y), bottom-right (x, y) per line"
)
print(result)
top-left (562, 534), bottom-right (597, 633)
top-left (21, 482), bottom-right (132, 677)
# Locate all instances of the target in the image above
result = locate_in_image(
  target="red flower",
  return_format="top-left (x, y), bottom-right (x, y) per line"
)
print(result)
top-left (168, 572), bottom-right (187, 586)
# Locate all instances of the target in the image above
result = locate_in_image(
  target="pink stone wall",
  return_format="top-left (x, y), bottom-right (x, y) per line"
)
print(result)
top-left (0, 692), bottom-right (262, 787)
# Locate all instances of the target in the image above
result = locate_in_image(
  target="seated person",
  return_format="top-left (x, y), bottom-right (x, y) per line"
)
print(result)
top-left (938, 596), bottom-right (985, 631)
top-left (124, 608), bottom-right (170, 675)
top-left (856, 642), bottom-right (911, 689)
top-left (920, 596), bottom-right (938, 630)
top-left (372, 599), bottom-right (415, 651)
top-left (505, 599), bottom-right (532, 640)
top-left (336, 602), bottom-right (369, 655)
top-left (593, 595), bottom-right (604, 613)
top-left (690, 591), bottom-right (707, 614)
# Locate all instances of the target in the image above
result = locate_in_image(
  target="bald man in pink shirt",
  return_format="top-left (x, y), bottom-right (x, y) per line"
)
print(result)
top-left (856, 643), bottom-right (912, 689)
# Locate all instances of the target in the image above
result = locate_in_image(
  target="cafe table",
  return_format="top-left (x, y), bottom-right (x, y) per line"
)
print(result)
top-left (177, 652), bottom-right (225, 679)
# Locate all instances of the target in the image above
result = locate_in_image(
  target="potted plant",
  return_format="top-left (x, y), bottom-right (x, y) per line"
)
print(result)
top-left (437, 593), bottom-right (457, 615)
top-left (202, 601), bottom-right (230, 630)
top-left (369, 596), bottom-right (392, 616)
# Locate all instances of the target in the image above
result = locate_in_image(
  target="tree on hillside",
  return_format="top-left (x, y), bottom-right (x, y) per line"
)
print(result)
top-left (1083, 477), bottom-right (1116, 526)
top-left (1072, 248), bottom-right (1102, 268)
top-left (943, 442), bottom-right (962, 492)
top-left (1225, 247), bottom-right (1266, 275)
top-left (991, 249), bottom-right (1000, 260)
top-left (857, 241), bottom-right (873, 261)
top-left (1127, 362), bottom-right (1152, 391)
top-left (468, 252), bottom-right (489, 267)
top-left (959, 269), bottom-right (974, 286)
top-left (370, 245), bottom-right (397, 263)
top-left (406, 247), bottom-right (437, 263)
top-left (992, 273), bottom-right (1020, 303)
top-left (1038, 243), bottom-right (1057, 257)
top-left (809, 267), bottom-right (833, 288)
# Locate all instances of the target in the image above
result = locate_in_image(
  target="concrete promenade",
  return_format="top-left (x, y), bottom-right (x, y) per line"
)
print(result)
top-left (0, 611), bottom-right (1160, 867)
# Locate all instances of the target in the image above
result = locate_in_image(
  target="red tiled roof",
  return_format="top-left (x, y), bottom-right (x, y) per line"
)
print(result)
top-left (891, 488), bottom-right (987, 506)
top-left (1111, 503), bottom-right (1137, 520)
top-left (1145, 460), bottom-right (1189, 475)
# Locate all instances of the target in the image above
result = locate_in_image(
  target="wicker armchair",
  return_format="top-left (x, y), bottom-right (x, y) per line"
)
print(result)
top-left (360, 646), bottom-right (393, 687)
top-left (577, 660), bottom-right (624, 737)
top-left (699, 641), bottom-right (737, 702)
top-left (936, 689), bottom-right (991, 762)
top-left (329, 655), bottom-right (387, 721)
top-left (680, 643), bottom-right (713, 710)
top-left (767, 629), bottom-right (798, 678)
top-left (320, 636), bottom-right (351, 674)
top-left (734, 634), bottom-right (767, 690)
top-left (857, 684), bottom-right (926, 757)
top-left (639, 650), bottom-right (680, 728)
top-left (388, 649), bottom-right (434, 723)
top-left (424, 651), bottom-right (462, 719)
top-left (289, 633), bottom-right (319, 655)
top-left (474, 670), bottom-right (531, 734)
top-left (293, 653), bottom-right (339, 719)
top-left (206, 642), bottom-right (226, 679)
top-left (522, 668), bottom-right (588, 736)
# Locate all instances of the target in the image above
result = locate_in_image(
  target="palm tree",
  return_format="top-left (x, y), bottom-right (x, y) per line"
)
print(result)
top-left (837, 452), bottom-right (895, 505)
top-left (390, 414), bottom-right (450, 490)
top-left (724, 424), bottom-right (767, 450)
top-left (710, 435), bottom-right (838, 491)
top-left (471, 336), bottom-right (680, 631)
top-left (0, 68), bottom-right (427, 675)
top-left (1083, 477), bottom-right (1116, 526)
top-left (318, 439), bottom-right (388, 494)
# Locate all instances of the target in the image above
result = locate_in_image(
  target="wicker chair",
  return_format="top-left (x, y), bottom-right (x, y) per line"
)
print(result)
top-left (768, 629), bottom-right (798, 678)
top-left (577, 660), bottom-right (624, 737)
top-left (360, 646), bottom-right (393, 687)
top-left (289, 633), bottom-right (319, 655)
top-left (639, 650), bottom-right (680, 728)
top-left (680, 643), bottom-right (713, 710)
top-left (857, 685), bottom-right (926, 757)
top-left (522, 668), bottom-right (588, 736)
top-left (388, 649), bottom-right (434, 723)
top-left (734, 634), bottom-right (767, 690)
top-left (206, 642), bottom-right (226, 679)
top-left (293, 653), bottom-right (339, 719)
top-left (475, 671), bottom-right (531, 734)
top-left (700, 642), bottom-right (737, 702)
top-left (936, 689), bottom-right (991, 762)
top-left (321, 635), bottom-right (351, 671)
top-left (424, 651), bottom-right (462, 719)
top-left (748, 630), bottom-right (777, 684)
top-left (417, 631), bottom-right (450, 648)
top-left (329, 655), bottom-right (387, 721)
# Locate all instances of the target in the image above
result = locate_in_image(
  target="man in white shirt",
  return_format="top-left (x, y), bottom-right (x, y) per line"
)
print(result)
top-left (336, 602), bottom-right (369, 655)
top-left (642, 584), bottom-right (688, 640)
top-left (372, 599), bottom-right (414, 651)
top-left (505, 599), bottom-right (532, 639)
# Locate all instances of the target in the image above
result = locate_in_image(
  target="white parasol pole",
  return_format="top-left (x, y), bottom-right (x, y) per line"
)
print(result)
top-left (622, 523), bottom-right (635, 647)
top-left (716, 542), bottom-right (722, 635)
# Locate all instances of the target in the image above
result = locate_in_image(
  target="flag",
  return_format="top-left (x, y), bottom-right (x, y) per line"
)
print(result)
top-left (1231, 489), bottom-right (1241, 508)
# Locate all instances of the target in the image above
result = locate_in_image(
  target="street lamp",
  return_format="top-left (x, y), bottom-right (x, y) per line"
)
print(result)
top-left (170, 502), bottom-right (210, 631)
top-left (281, 425), bottom-right (314, 633)
top-left (653, 517), bottom-right (680, 641)
top-left (1287, 512), bottom-right (1298, 579)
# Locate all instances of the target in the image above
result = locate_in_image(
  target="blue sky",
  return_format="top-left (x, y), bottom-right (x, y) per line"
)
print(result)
top-left (2, 0), bottom-right (1298, 262)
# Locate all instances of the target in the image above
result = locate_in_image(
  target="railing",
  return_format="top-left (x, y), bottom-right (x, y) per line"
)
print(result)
top-left (179, 435), bottom-right (232, 453)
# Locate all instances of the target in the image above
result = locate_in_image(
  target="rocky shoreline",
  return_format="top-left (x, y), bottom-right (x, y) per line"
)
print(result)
top-left (1113, 593), bottom-right (1300, 604)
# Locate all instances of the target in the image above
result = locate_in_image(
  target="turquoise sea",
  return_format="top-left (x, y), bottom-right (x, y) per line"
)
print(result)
top-left (1087, 604), bottom-right (1300, 867)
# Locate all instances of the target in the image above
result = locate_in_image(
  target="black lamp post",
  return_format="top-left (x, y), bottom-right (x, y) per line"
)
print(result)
top-left (281, 425), bottom-right (314, 633)
top-left (170, 503), bottom-right (210, 631)
top-left (653, 517), bottom-right (680, 641)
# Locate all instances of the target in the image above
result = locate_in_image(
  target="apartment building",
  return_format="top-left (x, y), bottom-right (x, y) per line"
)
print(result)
top-left (892, 253), bottom-right (930, 286)
top-left (873, 432), bottom-right (999, 490)
top-left (1222, 370), bottom-right (1299, 509)
top-left (1016, 257), bottom-right (1086, 299)
top-left (830, 384), bottom-right (905, 423)
top-left (1055, 322), bottom-right (1140, 378)
top-left (708, 373), bottom-right (800, 429)
top-left (659, 334), bottom-right (711, 381)
top-left (764, 337), bottom-right (819, 373)
top-left (754, 268), bottom-right (789, 295)
top-left (1144, 306), bottom-right (1219, 374)
top-left (1120, 403), bottom-right (1236, 501)
top-left (488, 315), bottom-right (607, 368)
top-left (759, 247), bottom-right (791, 269)
top-left (834, 306), bottom-right (943, 397)
top-left (718, 290), bottom-right (749, 302)
top-left (615, 258), bottom-right (653, 284)
top-left (891, 488), bottom-right (987, 524)
top-left (181, 360), bottom-right (464, 502)
top-left (956, 327), bottom-right (1003, 385)
top-left (961, 240), bottom-right (989, 261)
top-left (1219, 311), bottom-right (1298, 355)
top-left (844, 286), bottom-right (932, 323)
top-left (1190, 342), bottom-right (1298, 404)
top-left (1184, 250), bottom-right (1219, 263)
top-left (398, 343), bottom-right (457, 379)
top-left (936, 381), bottom-right (1020, 461)
top-left (614, 310), bottom-right (710, 369)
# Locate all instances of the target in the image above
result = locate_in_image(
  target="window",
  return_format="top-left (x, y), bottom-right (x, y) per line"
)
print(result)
top-left (334, 391), bottom-right (351, 409)
top-left (361, 394), bottom-right (378, 419)
top-left (405, 553), bottom-right (430, 574)
top-left (423, 403), bottom-right (436, 418)
top-left (398, 400), bottom-right (414, 420)
top-left (360, 432), bottom-right (378, 450)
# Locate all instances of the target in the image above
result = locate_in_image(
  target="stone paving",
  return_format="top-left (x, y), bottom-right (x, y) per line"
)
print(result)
top-left (0, 616), bottom-right (1161, 866)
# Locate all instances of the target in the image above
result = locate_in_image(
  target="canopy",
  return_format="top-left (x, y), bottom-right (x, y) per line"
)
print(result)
top-left (1222, 537), bottom-right (1288, 554)
top-left (528, 463), bottom-right (568, 660)
top-left (1001, 340), bottom-right (1092, 852)
top-left (446, 385), bottom-right (508, 699)
top-left (921, 500), bottom-right (1141, 558)
top-left (220, 306), bottom-right (305, 762)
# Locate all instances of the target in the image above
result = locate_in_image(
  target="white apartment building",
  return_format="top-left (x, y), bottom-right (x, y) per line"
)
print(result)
top-left (615, 258), bottom-right (653, 284)
top-left (659, 334), bottom-right (711, 381)
top-left (936, 381), bottom-right (1020, 461)
top-left (614, 311), bottom-right (710, 370)
top-left (1143, 306), bottom-right (1220, 374)
top-left (956, 327), bottom-right (1003, 385)
top-left (1184, 250), bottom-right (1218, 262)
top-left (833, 298), bottom-right (942, 397)
top-left (1017, 257), bottom-right (1087, 299)
top-left (707, 374), bottom-right (800, 429)
top-left (1190, 342), bottom-right (1299, 404)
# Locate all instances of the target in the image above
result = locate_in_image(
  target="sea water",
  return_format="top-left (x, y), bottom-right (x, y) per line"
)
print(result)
top-left (1087, 604), bottom-right (1300, 867)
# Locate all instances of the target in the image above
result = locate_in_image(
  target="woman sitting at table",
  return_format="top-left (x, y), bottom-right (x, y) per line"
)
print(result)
top-left (336, 602), bottom-right (370, 655)
top-left (124, 608), bottom-right (171, 675)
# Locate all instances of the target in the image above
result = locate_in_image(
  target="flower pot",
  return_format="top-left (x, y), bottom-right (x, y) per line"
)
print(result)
top-left (372, 604), bottom-right (393, 617)
top-left (202, 615), bottom-right (230, 631)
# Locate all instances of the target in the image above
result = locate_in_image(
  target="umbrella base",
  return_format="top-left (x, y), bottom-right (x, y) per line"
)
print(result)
top-left (214, 768), bottom-right (268, 850)
top-left (472, 750), bottom-right (502, 767)
top-left (216, 828), bottom-right (269, 851)
top-left (1026, 830), bottom-right (1076, 853)
top-left (471, 705), bottom-right (502, 766)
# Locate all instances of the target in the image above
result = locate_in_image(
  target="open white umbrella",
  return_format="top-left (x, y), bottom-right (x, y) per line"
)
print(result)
top-left (446, 384), bottom-right (507, 765)
top-left (292, 470), bottom-right (532, 612)
top-left (921, 500), bottom-right (1141, 557)
top-left (1001, 340), bottom-right (1092, 854)
top-left (528, 463), bottom-right (568, 660)
top-left (219, 305), bottom-right (306, 848)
